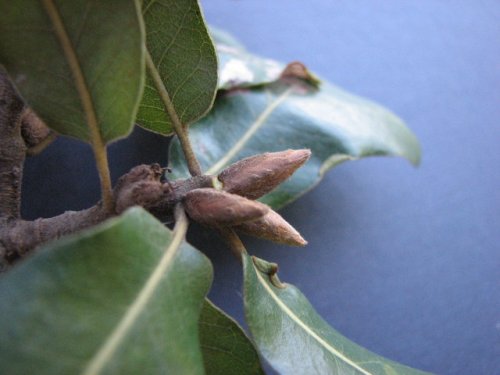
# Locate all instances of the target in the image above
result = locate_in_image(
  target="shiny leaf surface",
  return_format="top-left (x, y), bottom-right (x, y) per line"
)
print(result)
top-left (0, 0), bottom-right (144, 143)
top-left (211, 27), bottom-right (284, 90)
top-left (199, 299), bottom-right (264, 375)
top-left (170, 78), bottom-right (420, 209)
top-left (0, 208), bottom-right (213, 375)
top-left (243, 254), bottom-right (430, 375)
top-left (137, 0), bottom-right (218, 134)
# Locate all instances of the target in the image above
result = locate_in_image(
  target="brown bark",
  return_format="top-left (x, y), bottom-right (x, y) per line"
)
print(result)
top-left (0, 162), bottom-right (213, 269)
top-left (0, 70), bottom-right (215, 270)
top-left (0, 71), bottom-right (308, 270)
top-left (0, 205), bottom-right (109, 267)
top-left (0, 69), bottom-right (26, 220)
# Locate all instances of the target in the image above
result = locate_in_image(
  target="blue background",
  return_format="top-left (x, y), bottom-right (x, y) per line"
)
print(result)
top-left (21, 1), bottom-right (499, 374)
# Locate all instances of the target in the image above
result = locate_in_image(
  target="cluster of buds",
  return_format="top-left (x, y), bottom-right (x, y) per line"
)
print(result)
top-left (183, 149), bottom-right (311, 246)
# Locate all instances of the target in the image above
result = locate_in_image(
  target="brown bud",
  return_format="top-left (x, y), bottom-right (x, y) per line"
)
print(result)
top-left (218, 149), bottom-right (311, 200)
top-left (184, 188), bottom-right (269, 226)
top-left (281, 61), bottom-right (321, 88)
top-left (234, 209), bottom-right (307, 247)
top-left (20, 108), bottom-right (49, 144)
top-left (113, 164), bottom-right (166, 214)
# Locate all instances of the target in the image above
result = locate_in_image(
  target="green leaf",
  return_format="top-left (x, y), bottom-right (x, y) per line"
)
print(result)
top-left (199, 299), bottom-right (265, 375)
top-left (137, 0), bottom-right (218, 135)
top-left (210, 27), bottom-right (284, 90)
top-left (0, 208), bottom-right (213, 375)
top-left (170, 78), bottom-right (420, 209)
top-left (243, 254), bottom-right (431, 375)
top-left (0, 0), bottom-right (145, 143)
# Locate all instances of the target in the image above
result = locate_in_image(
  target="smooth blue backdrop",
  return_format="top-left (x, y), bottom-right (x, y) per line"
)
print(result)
top-left (21, 1), bottom-right (499, 374)
top-left (200, 2), bottom-right (500, 374)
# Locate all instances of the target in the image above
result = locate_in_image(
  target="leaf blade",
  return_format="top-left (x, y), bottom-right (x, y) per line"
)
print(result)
top-left (199, 299), bottom-right (265, 375)
top-left (0, 208), bottom-right (213, 375)
top-left (0, 0), bottom-right (145, 143)
top-left (170, 78), bottom-right (420, 209)
top-left (210, 27), bottom-right (284, 90)
top-left (137, 0), bottom-right (218, 134)
top-left (243, 255), bottom-right (431, 375)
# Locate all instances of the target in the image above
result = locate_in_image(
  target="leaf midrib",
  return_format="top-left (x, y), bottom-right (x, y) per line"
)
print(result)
top-left (253, 264), bottom-right (373, 375)
top-left (206, 87), bottom-right (293, 175)
top-left (41, 0), bottom-right (114, 209)
top-left (41, 0), bottom-right (101, 145)
top-left (81, 215), bottom-right (188, 375)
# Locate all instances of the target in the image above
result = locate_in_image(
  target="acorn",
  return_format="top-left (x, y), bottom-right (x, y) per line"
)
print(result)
top-left (234, 209), bottom-right (307, 247)
top-left (218, 149), bottom-right (311, 200)
top-left (184, 188), bottom-right (269, 226)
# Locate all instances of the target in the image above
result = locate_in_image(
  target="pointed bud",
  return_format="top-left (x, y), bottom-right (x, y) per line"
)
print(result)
top-left (184, 188), bottom-right (269, 226)
top-left (234, 209), bottom-right (307, 247)
top-left (218, 149), bottom-right (311, 200)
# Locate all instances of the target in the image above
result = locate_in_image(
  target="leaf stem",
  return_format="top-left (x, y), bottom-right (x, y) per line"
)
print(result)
top-left (144, 50), bottom-right (202, 176)
top-left (41, 0), bottom-right (113, 211)
top-left (218, 227), bottom-right (248, 260)
top-left (81, 204), bottom-right (188, 375)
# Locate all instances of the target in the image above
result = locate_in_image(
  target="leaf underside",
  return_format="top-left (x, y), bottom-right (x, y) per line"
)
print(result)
top-left (0, 0), bottom-right (145, 143)
top-left (0, 208), bottom-right (213, 375)
top-left (169, 29), bottom-right (420, 209)
top-left (170, 78), bottom-right (420, 209)
top-left (210, 27), bottom-right (284, 90)
top-left (243, 254), bottom-right (431, 375)
top-left (136, 0), bottom-right (218, 135)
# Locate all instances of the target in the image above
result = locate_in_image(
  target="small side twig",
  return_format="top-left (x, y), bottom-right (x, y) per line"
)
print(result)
top-left (0, 205), bottom-right (110, 267)
top-left (20, 107), bottom-right (57, 155)
top-left (26, 132), bottom-right (57, 156)
top-left (0, 162), bottom-right (212, 269)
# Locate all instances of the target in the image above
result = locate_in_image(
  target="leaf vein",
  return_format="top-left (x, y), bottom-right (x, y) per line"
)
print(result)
top-left (206, 87), bottom-right (293, 175)
top-left (253, 264), bottom-right (373, 375)
top-left (81, 209), bottom-right (188, 375)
